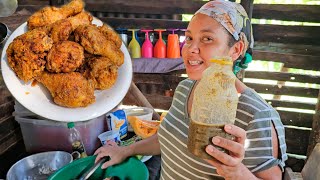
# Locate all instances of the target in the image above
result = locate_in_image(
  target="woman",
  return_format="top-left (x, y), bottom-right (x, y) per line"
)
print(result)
top-left (95, 1), bottom-right (287, 179)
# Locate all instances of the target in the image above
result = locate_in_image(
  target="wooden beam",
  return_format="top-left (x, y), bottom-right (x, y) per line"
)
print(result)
top-left (253, 50), bottom-right (320, 71)
top-left (100, 17), bottom-right (188, 29)
top-left (267, 99), bottom-right (315, 110)
top-left (253, 4), bottom-right (320, 23)
top-left (85, 0), bottom-right (203, 15)
top-left (245, 71), bottom-right (320, 84)
top-left (240, 0), bottom-right (254, 19)
top-left (0, 102), bottom-right (15, 125)
top-left (252, 24), bottom-right (320, 45)
top-left (286, 127), bottom-right (310, 155)
top-left (242, 82), bottom-right (318, 98)
top-left (278, 110), bottom-right (313, 128)
top-left (254, 42), bottom-right (320, 56)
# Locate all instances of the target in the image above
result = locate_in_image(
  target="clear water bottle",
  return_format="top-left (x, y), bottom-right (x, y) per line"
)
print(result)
top-left (188, 56), bottom-right (238, 159)
top-left (67, 122), bottom-right (87, 158)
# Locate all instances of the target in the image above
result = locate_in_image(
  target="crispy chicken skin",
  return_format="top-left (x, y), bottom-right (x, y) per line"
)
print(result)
top-left (74, 24), bottom-right (124, 66)
top-left (46, 41), bottom-right (84, 73)
top-left (27, 0), bottom-right (84, 30)
top-left (69, 11), bottom-right (93, 31)
top-left (6, 29), bottom-right (53, 82)
top-left (50, 19), bottom-right (73, 43)
top-left (84, 57), bottom-right (118, 90)
top-left (36, 72), bottom-right (95, 108)
top-left (99, 25), bottom-right (122, 49)
top-left (47, 11), bottom-right (93, 43)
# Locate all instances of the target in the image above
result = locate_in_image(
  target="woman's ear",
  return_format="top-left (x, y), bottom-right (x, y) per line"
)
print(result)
top-left (229, 40), bottom-right (244, 62)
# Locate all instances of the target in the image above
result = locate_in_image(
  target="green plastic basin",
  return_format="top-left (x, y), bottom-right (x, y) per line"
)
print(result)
top-left (48, 156), bottom-right (149, 180)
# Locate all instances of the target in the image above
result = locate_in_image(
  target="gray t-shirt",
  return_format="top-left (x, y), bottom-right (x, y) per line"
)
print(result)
top-left (157, 79), bottom-right (287, 180)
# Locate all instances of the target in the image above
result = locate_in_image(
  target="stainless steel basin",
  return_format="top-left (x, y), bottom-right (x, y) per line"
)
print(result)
top-left (6, 151), bottom-right (72, 180)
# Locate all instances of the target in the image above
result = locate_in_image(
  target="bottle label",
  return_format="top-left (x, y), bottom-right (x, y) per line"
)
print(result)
top-left (107, 110), bottom-right (128, 139)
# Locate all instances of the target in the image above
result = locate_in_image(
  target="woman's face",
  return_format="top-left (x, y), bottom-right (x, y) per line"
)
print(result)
top-left (182, 13), bottom-right (235, 80)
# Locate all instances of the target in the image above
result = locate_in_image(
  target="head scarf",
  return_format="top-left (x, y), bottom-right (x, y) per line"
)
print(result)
top-left (195, 0), bottom-right (254, 74)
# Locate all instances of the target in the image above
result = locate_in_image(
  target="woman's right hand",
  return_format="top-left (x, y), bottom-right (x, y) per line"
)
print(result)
top-left (94, 141), bottom-right (132, 169)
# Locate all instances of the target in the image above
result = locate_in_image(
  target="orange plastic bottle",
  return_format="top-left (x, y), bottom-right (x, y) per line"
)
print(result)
top-left (153, 29), bottom-right (166, 58)
top-left (167, 28), bottom-right (180, 58)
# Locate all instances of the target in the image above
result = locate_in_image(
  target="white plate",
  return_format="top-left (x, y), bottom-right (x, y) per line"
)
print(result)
top-left (1, 19), bottom-right (132, 122)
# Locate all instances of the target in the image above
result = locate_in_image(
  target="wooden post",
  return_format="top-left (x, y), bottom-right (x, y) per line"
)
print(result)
top-left (241, 0), bottom-right (254, 19)
top-left (126, 82), bottom-right (161, 120)
top-left (307, 91), bottom-right (320, 157)
top-left (238, 0), bottom-right (254, 81)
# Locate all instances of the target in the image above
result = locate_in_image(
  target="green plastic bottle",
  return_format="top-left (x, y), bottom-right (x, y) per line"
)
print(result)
top-left (67, 122), bottom-right (87, 158)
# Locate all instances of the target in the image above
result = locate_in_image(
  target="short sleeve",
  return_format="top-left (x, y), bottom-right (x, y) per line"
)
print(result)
top-left (243, 109), bottom-right (287, 173)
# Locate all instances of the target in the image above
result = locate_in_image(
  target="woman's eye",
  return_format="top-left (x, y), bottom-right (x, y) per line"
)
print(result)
top-left (202, 37), bottom-right (213, 42)
top-left (185, 36), bottom-right (192, 41)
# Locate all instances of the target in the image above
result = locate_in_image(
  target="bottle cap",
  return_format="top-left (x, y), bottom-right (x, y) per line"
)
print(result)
top-left (67, 122), bottom-right (75, 128)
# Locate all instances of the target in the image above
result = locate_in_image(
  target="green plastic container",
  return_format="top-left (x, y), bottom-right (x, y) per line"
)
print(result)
top-left (48, 156), bottom-right (149, 180)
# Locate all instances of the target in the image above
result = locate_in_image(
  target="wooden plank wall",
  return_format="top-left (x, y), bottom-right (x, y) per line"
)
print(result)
top-left (50, 0), bottom-right (319, 172)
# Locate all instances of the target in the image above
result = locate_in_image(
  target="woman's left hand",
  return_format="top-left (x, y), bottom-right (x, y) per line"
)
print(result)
top-left (205, 124), bottom-right (253, 180)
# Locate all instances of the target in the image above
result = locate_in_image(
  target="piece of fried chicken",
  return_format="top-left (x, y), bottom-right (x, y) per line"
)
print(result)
top-left (6, 29), bottom-right (53, 82)
top-left (36, 72), bottom-right (95, 108)
top-left (50, 11), bottom-right (93, 43)
top-left (27, 0), bottom-right (84, 30)
top-left (46, 41), bottom-right (84, 73)
top-left (99, 25), bottom-right (122, 49)
top-left (83, 57), bottom-right (118, 90)
top-left (74, 24), bottom-right (124, 66)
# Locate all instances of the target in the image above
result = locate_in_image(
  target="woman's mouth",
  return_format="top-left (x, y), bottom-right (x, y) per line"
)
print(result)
top-left (188, 60), bottom-right (204, 66)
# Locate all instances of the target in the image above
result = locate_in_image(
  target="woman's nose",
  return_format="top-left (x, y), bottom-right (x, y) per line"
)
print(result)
top-left (187, 41), bottom-right (200, 54)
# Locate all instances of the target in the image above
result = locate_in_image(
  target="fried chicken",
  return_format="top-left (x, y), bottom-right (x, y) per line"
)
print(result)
top-left (99, 25), bottom-right (122, 49)
top-left (6, 29), bottom-right (53, 82)
top-left (74, 24), bottom-right (124, 66)
top-left (84, 57), bottom-right (118, 90)
top-left (27, 0), bottom-right (84, 30)
top-left (36, 72), bottom-right (95, 108)
top-left (50, 19), bottom-right (73, 43)
top-left (46, 11), bottom-right (92, 43)
top-left (69, 11), bottom-right (93, 31)
top-left (46, 41), bottom-right (84, 73)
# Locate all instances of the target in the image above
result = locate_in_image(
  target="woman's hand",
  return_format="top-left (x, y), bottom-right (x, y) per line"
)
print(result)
top-left (94, 141), bottom-right (132, 169)
top-left (205, 124), bottom-right (257, 180)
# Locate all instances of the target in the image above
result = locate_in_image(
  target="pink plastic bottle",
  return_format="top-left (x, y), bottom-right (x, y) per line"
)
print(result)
top-left (167, 28), bottom-right (180, 58)
top-left (153, 29), bottom-right (166, 58)
top-left (141, 29), bottom-right (153, 58)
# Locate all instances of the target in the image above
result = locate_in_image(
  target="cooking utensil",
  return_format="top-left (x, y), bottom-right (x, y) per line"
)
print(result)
top-left (78, 157), bottom-right (108, 180)
top-left (6, 151), bottom-right (72, 180)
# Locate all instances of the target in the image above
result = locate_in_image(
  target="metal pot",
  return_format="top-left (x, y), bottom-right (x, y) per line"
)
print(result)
top-left (6, 151), bottom-right (72, 180)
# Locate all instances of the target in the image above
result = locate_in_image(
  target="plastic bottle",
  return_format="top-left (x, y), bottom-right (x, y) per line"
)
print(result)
top-left (187, 56), bottom-right (238, 159)
top-left (67, 122), bottom-right (87, 158)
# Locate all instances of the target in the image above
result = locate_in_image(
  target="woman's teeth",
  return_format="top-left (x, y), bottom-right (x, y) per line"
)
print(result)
top-left (188, 60), bottom-right (203, 65)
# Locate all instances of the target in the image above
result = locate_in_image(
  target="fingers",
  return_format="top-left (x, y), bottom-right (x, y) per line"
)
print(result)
top-left (205, 145), bottom-right (239, 166)
top-left (224, 124), bottom-right (246, 145)
top-left (211, 137), bottom-right (244, 158)
top-left (101, 159), bottom-right (116, 169)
